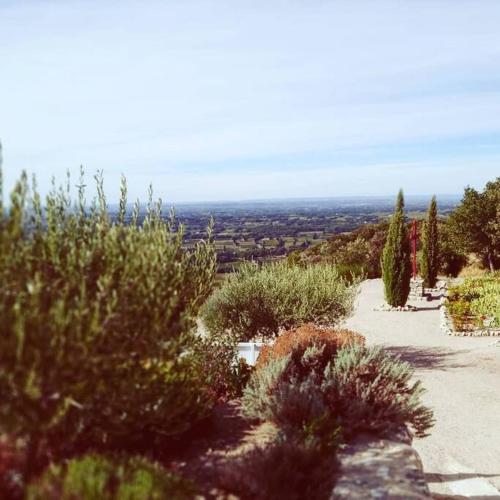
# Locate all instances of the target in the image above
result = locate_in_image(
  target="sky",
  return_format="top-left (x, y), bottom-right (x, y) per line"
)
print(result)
top-left (1, 0), bottom-right (499, 202)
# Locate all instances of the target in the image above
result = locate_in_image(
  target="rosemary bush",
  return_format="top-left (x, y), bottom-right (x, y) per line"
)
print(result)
top-left (202, 262), bottom-right (358, 340)
top-left (0, 169), bottom-right (216, 481)
top-left (242, 342), bottom-right (433, 440)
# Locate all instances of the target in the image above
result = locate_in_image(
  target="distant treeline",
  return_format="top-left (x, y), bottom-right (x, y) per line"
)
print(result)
top-left (289, 177), bottom-right (499, 277)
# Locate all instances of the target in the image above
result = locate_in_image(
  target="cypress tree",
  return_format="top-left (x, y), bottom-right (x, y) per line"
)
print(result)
top-left (421, 196), bottom-right (439, 288)
top-left (382, 190), bottom-right (412, 306)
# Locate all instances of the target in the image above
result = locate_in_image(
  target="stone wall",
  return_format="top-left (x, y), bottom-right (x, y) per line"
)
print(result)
top-left (331, 430), bottom-right (430, 499)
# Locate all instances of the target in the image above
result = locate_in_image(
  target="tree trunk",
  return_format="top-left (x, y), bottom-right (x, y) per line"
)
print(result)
top-left (487, 250), bottom-right (494, 272)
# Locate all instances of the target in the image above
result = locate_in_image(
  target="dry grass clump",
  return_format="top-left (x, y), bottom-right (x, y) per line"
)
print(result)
top-left (255, 323), bottom-right (365, 371)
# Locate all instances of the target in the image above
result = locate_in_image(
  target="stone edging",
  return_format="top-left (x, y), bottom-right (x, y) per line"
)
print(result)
top-left (332, 429), bottom-right (430, 499)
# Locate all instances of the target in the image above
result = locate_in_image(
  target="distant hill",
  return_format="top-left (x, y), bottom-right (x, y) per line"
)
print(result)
top-left (288, 221), bottom-right (390, 279)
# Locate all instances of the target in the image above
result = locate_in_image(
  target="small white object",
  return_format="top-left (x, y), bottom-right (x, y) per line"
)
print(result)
top-left (237, 342), bottom-right (265, 366)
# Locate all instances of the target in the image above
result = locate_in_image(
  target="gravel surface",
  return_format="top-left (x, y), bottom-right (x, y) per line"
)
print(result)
top-left (344, 279), bottom-right (500, 498)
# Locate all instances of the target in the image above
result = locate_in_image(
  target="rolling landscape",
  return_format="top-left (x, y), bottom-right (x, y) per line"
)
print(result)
top-left (117, 195), bottom-right (461, 271)
top-left (1, 2), bottom-right (499, 499)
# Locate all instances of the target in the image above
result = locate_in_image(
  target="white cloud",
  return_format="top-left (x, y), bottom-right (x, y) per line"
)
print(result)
top-left (1, 0), bottom-right (499, 199)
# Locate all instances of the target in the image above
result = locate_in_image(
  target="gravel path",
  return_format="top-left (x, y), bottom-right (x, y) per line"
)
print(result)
top-left (344, 279), bottom-right (500, 498)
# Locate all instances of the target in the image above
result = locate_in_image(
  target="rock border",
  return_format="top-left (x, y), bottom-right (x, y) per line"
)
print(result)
top-left (332, 429), bottom-right (430, 499)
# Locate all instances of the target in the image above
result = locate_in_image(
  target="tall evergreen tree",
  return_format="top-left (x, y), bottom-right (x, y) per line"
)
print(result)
top-left (382, 190), bottom-right (412, 306)
top-left (421, 196), bottom-right (439, 287)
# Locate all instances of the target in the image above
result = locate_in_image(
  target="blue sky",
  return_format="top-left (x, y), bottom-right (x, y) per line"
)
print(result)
top-left (1, 0), bottom-right (499, 202)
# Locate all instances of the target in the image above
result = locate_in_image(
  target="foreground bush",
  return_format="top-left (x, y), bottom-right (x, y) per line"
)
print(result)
top-left (202, 262), bottom-right (358, 340)
top-left (27, 454), bottom-right (194, 499)
top-left (243, 343), bottom-right (433, 440)
top-left (0, 170), bottom-right (216, 481)
top-left (322, 345), bottom-right (434, 438)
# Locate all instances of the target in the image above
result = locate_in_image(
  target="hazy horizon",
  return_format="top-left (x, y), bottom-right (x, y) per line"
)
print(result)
top-left (106, 192), bottom-right (462, 209)
top-left (1, 1), bottom-right (499, 202)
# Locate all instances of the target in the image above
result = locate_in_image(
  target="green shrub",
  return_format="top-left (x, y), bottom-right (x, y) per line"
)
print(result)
top-left (26, 454), bottom-right (195, 499)
top-left (0, 169), bottom-right (216, 481)
top-left (382, 190), bottom-right (412, 307)
top-left (438, 221), bottom-right (467, 277)
top-left (242, 343), bottom-right (433, 440)
top-left (447, 275), bottom-right (500, 328)
top-left (322, 345), bottom-right (434, 438)
top-left (201, 261), bottom-right (358, 340)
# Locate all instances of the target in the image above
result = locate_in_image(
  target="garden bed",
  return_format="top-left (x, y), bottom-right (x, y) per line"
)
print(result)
top-left (441, 276), bottom-right (500, 336)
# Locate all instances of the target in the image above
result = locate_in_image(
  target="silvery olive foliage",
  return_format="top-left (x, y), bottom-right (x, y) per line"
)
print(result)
top-left (202, 261), bottom-right (358, 340)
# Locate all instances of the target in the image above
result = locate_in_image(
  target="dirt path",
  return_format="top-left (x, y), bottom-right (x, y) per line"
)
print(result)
top-left (344, 279), bottom-right (500, 498)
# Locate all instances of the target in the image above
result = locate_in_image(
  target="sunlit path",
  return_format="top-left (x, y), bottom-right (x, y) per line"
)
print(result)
top-left (344, 279), bottom-right (500, 498)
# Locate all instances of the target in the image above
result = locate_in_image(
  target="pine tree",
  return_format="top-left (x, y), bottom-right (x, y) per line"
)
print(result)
top-left (382, 190), bottom-right (412, 306)
top-left (421, 196), bottom-right (439, 288)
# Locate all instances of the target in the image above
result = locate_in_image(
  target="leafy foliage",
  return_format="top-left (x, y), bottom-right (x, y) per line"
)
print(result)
top-left (382, 190), bottom-right (412, 307)
top-left (421, 196), bottom-right (439, 287)
top-left (447, 275), bottom-right (500, 329)
top-left (26, 454), bottom-right (195, 500)
top-left (0, 168), bottom-right (216, 481)
top-left (448, 177), bottom-right (500, 271)
top-left (438, 221), bottom-right (467, 277)
top-left (322, 345), bottom-right (434, 438)
top-left (201, 261), bottom-right (358, 340)
top-left (242, 340), bottom-right (433, 440)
